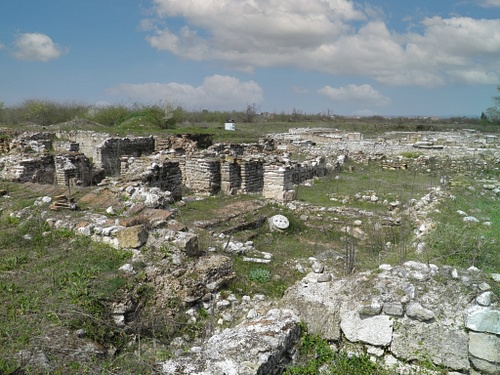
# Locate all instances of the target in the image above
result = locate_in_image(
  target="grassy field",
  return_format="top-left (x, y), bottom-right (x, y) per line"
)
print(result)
top-left (0, 190), bottom-right (134, 373)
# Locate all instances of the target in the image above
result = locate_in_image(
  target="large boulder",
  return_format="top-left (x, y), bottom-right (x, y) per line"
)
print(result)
top-left (281, 274), bottom-right (342, 340)
top-left (146, 254), bottom-right (235, 306)
top-left (173, 231), bottom-right (201, 257)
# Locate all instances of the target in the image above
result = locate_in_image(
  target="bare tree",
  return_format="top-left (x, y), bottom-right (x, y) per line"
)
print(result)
top-left (242, 103), bottom-right (258, 123)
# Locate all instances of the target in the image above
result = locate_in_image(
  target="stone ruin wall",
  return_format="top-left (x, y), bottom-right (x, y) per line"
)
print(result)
top-left (55, 131), bottom-right (109, 161)
top-left (220, 159), bottom-right (242, 195)
top-left (120, 157), bottom-right (183, 201)
top-left (0, 129), bottom-right (333, 202)
top-left (240, 159), bottom-right (265, 194)
top-left (119, 150), bottom-right (327, 201)
top-left (95, 136), bottom-right (155, 176)
top-left (182, 157), bottom-right (221, 195)
top-left (173, 153), bottom-right (327, 200)
top-left (1, 154), bottom-right (55, 184)
top-left (12, 129), bottom-right (483, 202)
top-left (55, 131), bottom-right (155, 175)
top-left (54, 153), bottom-right (95, 187)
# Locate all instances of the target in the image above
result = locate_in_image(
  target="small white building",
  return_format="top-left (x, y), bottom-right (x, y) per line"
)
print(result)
top-left (224, 120), bottom-right (236, 131)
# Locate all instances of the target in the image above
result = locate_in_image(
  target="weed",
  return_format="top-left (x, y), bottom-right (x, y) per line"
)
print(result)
top-left (249, 268), bottom-right (271, 283)
top-left (0, 213), bottom-right (134, 369)
top-left (0, 358), bottom-right (18, 375)
top-left (199, 307), bottom-right (209, 318)
top-left (284, 328), bottom-right (389, 375)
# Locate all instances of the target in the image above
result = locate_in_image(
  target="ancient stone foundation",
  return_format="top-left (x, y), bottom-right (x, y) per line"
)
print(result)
top-left (1, 130), bottom-right (331, 201)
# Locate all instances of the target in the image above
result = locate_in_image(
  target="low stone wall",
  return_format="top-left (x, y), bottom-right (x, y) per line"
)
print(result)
top-left (8, 132), bottom-right (54, 154)
top-left (263, 164), bottom-right (294, 200)
top-left (263, 157), bottom-right (327, 200)
top-left (1, 154), bottom-right (55, 184)
top-left (146, 160), bottom-right (183, 201)
top-left (283, 262), bottom-right (500, 374)
top-left (121, 157), bottom-right (183, 201)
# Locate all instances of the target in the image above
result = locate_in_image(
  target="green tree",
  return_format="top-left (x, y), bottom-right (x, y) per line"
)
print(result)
top-left (86, 104), bottom-right (131, 126)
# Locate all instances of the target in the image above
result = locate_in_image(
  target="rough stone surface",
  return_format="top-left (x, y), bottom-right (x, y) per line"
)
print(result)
top-left (340, 309), bottom-right (393, 346)
top-left (465, 307), bottom-right (500, 334)
top-left (469, 332), bottom-right (500, 364)
top-left (383, 302), bottom-right (404, 317)
top-left (470, 356), bottom-right (500, 375)
top-left (406, 301), bottom-right (435, 322)
top-left (116, 225), bottom-right (148, 249)
top-left (173, 231), bottom-right (200, 257)
top-left (359, 299), bottom-right (383, 317)
top-left (281, 276), bottom-right (341, 341)
top-left (159, 309), bottom-right (300, 375)
top-left (391, 320), bottom-right (470, 371)
top-left (281, 262), bottom-right (484, 373)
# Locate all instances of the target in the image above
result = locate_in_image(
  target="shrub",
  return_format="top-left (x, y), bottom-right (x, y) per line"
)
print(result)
top-left (85, 104), bottom-right (132, 126)
top-left (0, 99), bottom-right (88, 126)
top-left (284, 328), bottom-right (389, 374)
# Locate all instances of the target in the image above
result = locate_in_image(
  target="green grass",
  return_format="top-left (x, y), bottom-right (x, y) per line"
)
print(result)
top-left (424, 185), bottom-right (500, 272)
top-left (248, 267), bottom-right (271, 283)
top-left (296, 164), bottom-right (439, 210)
top-left (0, 206), bottom-right (133, 373)
top-left (175, 194), bottom-right (258, 224)
top-left (284, 327), bottom-right (391, 375)
top-left (171, 170), bottom-right (433, 298)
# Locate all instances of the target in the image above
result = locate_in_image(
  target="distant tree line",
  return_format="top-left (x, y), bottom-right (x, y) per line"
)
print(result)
top-left (0, 98), bottom-right (491, 129)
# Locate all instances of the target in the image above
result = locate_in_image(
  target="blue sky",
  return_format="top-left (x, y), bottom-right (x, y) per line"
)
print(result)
top-left (1, 0), bottom-right (499, 117)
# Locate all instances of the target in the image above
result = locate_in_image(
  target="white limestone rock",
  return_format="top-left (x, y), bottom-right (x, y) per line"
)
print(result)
top-left (465, 307), bottom-right (500, 335)
top-left (406, 301), bottom-right (435, 322)
top-left (391, 320), bottom-right (470, 371)
top-left (340, 309), bottom-right (393, 346)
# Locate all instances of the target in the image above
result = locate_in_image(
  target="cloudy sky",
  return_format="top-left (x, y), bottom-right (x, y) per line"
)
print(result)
top-left (1, 0), bottom-right (499, 116)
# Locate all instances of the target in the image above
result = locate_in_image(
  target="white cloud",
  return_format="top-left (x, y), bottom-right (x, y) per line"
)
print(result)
top-left (144, 0), bottom-right (500, 87)
top-left (318, 84), bottom-right (390, 106)
top-left (107, 75), bottom-right (263, 110)
top-left (13, 33), bottom-right (66, 62)
top-left (0, 42), bottom-right (5, 50)
top-left (146, 0), bottom-right (364, 69)
top-left (478, 0), bottom-right (500, 7)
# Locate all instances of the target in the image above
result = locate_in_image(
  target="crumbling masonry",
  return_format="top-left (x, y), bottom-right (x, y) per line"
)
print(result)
top-left (0, 130), bottom-right (329, 202)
